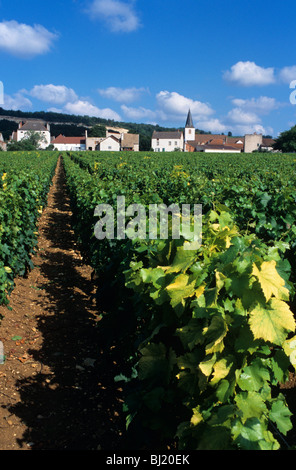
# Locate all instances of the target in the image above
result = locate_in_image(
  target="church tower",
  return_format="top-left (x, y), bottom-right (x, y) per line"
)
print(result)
top-left (184, 109), bottom-right (195, 143)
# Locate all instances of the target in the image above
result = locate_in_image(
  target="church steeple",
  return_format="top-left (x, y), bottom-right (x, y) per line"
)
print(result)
top-left (184, 109), bottom-right (195, 143)
top-left (185, 109), bottom-right (194, 129)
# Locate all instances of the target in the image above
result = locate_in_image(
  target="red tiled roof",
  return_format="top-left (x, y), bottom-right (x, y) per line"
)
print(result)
top-left (52, 134), bottom-right (85, 144)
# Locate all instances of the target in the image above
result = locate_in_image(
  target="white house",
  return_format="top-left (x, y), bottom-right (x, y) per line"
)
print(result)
top-left (52, 134), bottom-right (86, 151)
top-left (99, 135), bottom-right (121, 151)
top-left (151, 130), bottom-right (184, 152)
top-left (151, 110), bottom-right (193, 152)
top-left (85, 130), bottom-right (138, 151)
top-left (14, 121), bottom-right (51, 149)
top-left (0, 133), bottom-right (6, 151)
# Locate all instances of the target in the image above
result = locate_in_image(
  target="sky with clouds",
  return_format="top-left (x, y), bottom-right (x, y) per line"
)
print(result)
top-left (0, 0), bottom-right (296, 137)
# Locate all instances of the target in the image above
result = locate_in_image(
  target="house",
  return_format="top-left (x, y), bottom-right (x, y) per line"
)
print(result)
top-left (85, 129), bottom-right (139, 151)
top-left (121, 133), bottom-right (139, 151)
top-left (52, 134), bottom-right (86, 151)
top-left (186, 134), bottom-right (244, 153)
top-left (151, 130), bottom-right (184, 152)
top-left (99, 135), bottom-right (121, 151)
top-left (0, 133), bottom-right (6, 151)
top-left (244, 134), bottom-right (276, 153)
top-left (152, 110), bottom-right (275, 153)
top-left (12, 120), bottom-right (51, 149)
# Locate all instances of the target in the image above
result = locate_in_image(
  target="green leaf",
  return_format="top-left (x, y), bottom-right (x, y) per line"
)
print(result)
top-left (11, 335), bottom-right (22, 341)
top-left (237, 359), bottom-right (270, 392)
top-left (269, 397), bottom-right (293, 435)
top-left (176, 319), bottom-right (204, 351)
top-left (232, 417), bottom-right (279, 450)
top-left (235, 391), bottom-right (267, 420)
top-left (165, 245), bottom-right (197, 273)
top-left (197, 425), bottom-right (232, 450)
top-left (204, 315), bottom-right (228, 354)
top-left (138, 343), bottom-right (176, 385)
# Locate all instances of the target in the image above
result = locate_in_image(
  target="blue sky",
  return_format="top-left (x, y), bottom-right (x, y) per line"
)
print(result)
top-left (0, 0), bottom-right (296, 137)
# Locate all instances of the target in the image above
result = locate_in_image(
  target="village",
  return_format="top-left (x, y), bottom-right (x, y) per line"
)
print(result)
top-left (0, 109), bottom-right (276, 153)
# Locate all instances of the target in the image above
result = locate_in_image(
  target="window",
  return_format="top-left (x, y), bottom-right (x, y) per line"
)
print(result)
top-left (168, 141), bottom-right (171, 146)
top-left (175, 141), bottom-right (178, 146)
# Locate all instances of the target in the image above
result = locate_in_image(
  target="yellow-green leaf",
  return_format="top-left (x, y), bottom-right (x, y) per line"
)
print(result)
top-left (165, 273), bottom-right (196, 308)
top-left (283, 335), bottom-right (296, 369)
top-left (199, 354), bottom-right (216, 377)
top-left (249, 299), bottom-right (296, 346)
top-left (252, 260), bottom-right (289, 302)
top-left (190, 406), bottom-right (204, 426)
top-left (211, 356), bottom-right (233, 385)
top-left (204, 315), bottom-right (228, 354)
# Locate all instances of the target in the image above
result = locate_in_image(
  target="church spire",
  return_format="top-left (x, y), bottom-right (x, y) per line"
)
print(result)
top-left (185, 109), bottom-right (194, 128)
top-left (184, 109), bottom-right (195, 147)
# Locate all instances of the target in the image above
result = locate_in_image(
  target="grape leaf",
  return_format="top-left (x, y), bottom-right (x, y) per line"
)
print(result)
top-left (269, 398), bottom-right (293, 435)
top-left (249, 299), bottom-right (296, 346)
top-left (251, 260), bottom-right (289, 302)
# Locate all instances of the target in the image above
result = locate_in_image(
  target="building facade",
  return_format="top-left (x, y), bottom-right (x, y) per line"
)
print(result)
top-left (152, 110), bottom-right (275, 153)
top-left (13, 121), bottom-right (51, 149)
top-left (151, 130), bottom-right (184, 152)
top-left (51, 135), bottom-right (86, 151)
top-left (85, 129), bottom-right (139, 151)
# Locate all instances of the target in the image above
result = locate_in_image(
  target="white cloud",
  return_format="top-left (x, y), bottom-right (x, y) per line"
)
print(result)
top-left (231, 96), bottom-right (280, 114)
top-left (3, 92), bottom-right (32, 110)
top-left (29, 84), bottom-right (78, 104)
top-left (234, 123), bottom-right (274, 136)
top-left (86, 0), bottom-right (141, 32)
top-left (279, 66), bottom-right (296, 84)
top-left (121, 104), bottom-right (156, 121)
top-left (156, 91), bottom-right (214, 121)
top-left (64, 99), bottom-right (121, 120)
top-left (223, 61), bottom-right (275, 86)
top-left (225, 105), bottom-right (273, 136)
top-left (227, 107), bottom-right (260, 125)
top-left (196, 118), bottom-right (228, 134)
top-left (98, 86), bottom-right (148, 103)
top-left (0, 20), bottom-right (58, 58)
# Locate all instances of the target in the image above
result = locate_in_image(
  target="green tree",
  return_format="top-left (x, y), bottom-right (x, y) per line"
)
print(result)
top-left (7, 131), bottom-right (48, 151)
top-left (88, 125), bottom-right (106, 137)
top-left (273, 126), bottom-right (296, 152)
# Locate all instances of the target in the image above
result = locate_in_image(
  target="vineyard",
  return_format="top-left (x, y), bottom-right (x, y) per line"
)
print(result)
top-left (1, 150), bottom-right (296, 450)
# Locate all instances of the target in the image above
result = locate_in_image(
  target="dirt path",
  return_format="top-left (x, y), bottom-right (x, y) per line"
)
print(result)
top-left (0, 157), bottom-right (125, 450)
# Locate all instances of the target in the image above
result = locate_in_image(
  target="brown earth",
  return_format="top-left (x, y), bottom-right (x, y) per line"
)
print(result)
top-left (0, 157), bottom-right (125, 450)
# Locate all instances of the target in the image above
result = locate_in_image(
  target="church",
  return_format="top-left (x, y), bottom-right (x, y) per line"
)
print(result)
top-left (151, 109), bottom-right (195, 152)
top-left (151, 110), bottom-right (250, 153)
